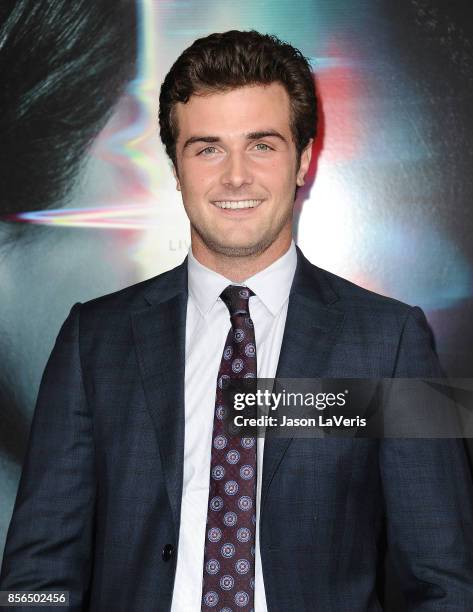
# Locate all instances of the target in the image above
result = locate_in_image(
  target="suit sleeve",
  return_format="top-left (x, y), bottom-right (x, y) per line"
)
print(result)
top-left (380, 306), bottom-right (473, 609)
top-left (0, 303), bottom-right (96, 611)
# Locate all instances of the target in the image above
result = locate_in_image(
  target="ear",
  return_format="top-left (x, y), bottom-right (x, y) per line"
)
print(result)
top-left (172, 163), bottom-right (181, 191)
top-left (296, 139), bottom-right (313, 187)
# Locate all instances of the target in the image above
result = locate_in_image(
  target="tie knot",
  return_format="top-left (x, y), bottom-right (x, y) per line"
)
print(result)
top-left (220, 285), bottom-right (254, 317)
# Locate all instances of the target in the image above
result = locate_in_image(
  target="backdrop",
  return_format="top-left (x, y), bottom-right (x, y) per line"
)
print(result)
top-left (1, 1), bottom-right (472, 609)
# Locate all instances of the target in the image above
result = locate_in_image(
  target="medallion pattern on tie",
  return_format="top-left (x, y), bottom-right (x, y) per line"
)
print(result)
top-left (201, 285), bottom-right (257, 611)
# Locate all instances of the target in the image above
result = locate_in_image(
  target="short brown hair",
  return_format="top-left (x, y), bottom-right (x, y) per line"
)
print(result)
top-left (159, 30), bottom-right (317, 167)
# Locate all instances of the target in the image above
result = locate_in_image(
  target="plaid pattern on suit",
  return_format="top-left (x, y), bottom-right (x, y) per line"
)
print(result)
top-left (1, 246), bottom-right (473, 611)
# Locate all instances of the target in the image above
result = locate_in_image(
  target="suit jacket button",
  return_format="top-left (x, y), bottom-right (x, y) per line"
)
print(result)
top-left (162, 544), bottom-right (175, 562)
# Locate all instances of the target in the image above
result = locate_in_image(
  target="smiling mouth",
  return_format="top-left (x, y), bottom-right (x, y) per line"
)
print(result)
top-left (212, 199), bottom-right (263, 210)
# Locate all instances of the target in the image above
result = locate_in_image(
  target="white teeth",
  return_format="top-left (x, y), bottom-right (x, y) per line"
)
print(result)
top-left (213, 199), bottom-right (262, 209)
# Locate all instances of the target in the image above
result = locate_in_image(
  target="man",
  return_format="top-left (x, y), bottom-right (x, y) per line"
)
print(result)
top-left (1, 29), bottom-right (473, 612)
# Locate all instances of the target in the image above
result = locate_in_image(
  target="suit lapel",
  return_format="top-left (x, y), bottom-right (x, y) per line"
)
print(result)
top-left (260, 247), bottom-right (345, 511)
top-left (131, 261), bottom-right (188, 532)
top-left (130, 249), bottom-right (344, 529)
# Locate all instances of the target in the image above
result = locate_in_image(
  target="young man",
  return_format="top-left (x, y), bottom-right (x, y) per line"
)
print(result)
top-left (1, 30), bottom-right (473, 612)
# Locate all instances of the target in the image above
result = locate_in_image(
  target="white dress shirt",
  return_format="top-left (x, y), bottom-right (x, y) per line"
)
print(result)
top-left (170, 241), bottom-right (297, 611)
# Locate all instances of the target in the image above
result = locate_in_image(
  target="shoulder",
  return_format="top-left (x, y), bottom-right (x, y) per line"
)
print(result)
top-left (78, 257), bottom-right (187, 315)
top-left (299, 255), bottom-right (440, 375)
top-left (296, 249), bottom-right (434, 352)
top-left (321, 265), bottom-right (408, 310)
top-left (318, 265), bottom-right (421, 330)
top-left (325, 266), bottom-right (432, 339)
top-left (297, 247), bottom-right (415, 321)
top-left (62, 259), bottom-right (187, 347)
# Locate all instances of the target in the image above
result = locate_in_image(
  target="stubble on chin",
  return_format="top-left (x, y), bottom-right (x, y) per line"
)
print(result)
top-left (191, 222), bottom-right (283, 260)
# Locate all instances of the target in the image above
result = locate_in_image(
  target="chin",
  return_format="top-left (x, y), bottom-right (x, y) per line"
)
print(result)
top-left (206, 236), bottom-right (274, 258)
top-left (193, 220), bottom-right (281, 258)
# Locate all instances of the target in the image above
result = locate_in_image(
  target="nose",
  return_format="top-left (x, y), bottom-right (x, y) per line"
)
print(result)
top-left (220, 151), bottom-right (253, 189)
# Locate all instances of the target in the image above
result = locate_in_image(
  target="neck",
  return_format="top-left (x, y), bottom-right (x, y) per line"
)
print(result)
top-left (191, 229), bottom-right (292, 282)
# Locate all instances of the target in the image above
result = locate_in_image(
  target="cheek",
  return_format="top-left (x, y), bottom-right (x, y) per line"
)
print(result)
top-left (181, 163), bottom-right (215, 196)
top-left (257, 154), bottom-right (295, 183)
top-left (261, 164), bottom-right (294, 196)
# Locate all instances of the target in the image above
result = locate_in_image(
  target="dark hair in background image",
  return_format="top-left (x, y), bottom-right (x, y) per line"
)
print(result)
top-left (0, 0), bottom-right (137, 462)
top-left (0, 0), bottom-right (136, 224)
top-left (159, 29), bottom-right (318, 169)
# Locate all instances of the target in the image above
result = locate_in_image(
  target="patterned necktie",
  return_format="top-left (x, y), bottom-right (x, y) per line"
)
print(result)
top-left (201, 285), bottom-right (257, 611)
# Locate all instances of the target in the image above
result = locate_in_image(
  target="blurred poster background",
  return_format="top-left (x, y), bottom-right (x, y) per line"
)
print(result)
top-left (1, 1), bottom-right (472, 608)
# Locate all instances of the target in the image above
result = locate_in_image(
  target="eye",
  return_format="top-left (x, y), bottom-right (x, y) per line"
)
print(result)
top-left (254, 143), bottom-right (272, 152)
top-left (198, 146), bottom-right (218, 156)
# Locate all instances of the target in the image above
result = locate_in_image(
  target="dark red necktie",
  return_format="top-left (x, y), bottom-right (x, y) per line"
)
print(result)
top-left (201, 285), bottom-right (257, 611)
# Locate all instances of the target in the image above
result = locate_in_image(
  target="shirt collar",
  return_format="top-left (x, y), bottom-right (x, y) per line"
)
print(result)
top-left (187, 240), bottom-right (297, 317)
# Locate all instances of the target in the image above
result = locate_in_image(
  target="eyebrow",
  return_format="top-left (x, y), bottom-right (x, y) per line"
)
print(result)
top-left (246, 130), bottom-right (287, 143)
top-left (182, 135), bottom-right (220, 149)
top-left (182, 129), bottom-right (288, 150)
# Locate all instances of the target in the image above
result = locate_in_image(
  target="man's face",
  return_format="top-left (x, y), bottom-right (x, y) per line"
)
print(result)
top-left (173, 83), bottom-right (312, 258)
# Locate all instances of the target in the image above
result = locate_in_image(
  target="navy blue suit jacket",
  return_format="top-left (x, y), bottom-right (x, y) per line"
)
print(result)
top-left (1, 246), bottom-right (473, 611)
